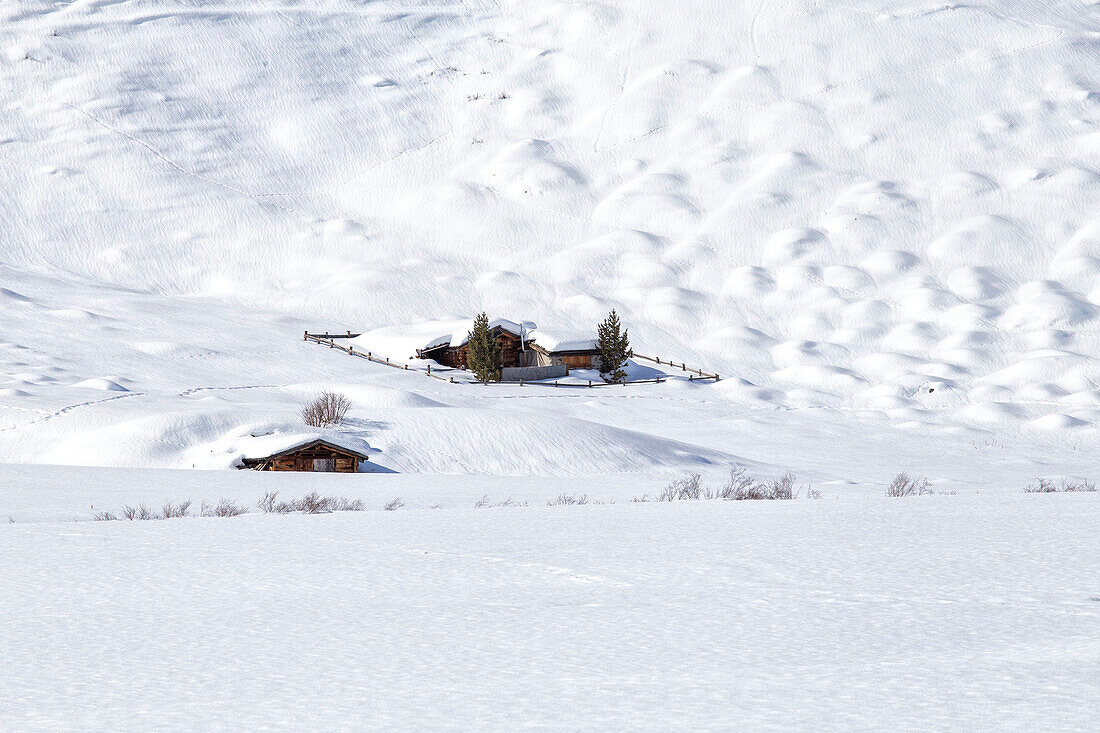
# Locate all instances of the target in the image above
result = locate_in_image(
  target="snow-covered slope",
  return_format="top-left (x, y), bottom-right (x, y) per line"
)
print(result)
top-left (2, 1), bottom-right (1100, 477)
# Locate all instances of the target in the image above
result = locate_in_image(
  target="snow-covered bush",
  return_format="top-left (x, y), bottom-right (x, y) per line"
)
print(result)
top-left (300, 391), bottom-right (352, 428)
top-left (384, 498), bottom-right (405, 511)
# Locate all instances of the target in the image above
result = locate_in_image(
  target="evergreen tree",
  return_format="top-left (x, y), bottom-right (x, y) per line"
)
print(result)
top-left (596, 309), bottom-right (630, 383)
top-left (466, 312), bottom-right (502, 383)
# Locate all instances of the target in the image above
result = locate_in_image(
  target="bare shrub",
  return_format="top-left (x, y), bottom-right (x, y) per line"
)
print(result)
top-left (1024, 478), bottom-right (1097, 493)
top-left (631, 494), bottom-right (651, 503)
top-left (383, 497), bottom-right (404, 511)
top-left (1024, 478), bottom-right (1059, 493)
top-left (300, 391), bottom-right (352, 428)
top-left (806, 486), bottom-right (823, 500)
top-left (707, 467), bottom-right (756, 500)
top-left (886, 472), bottom-right (931, 497)
top-left (122, 503), bottom-right (157, 521)
top-left (333, 496), bottom-right (364, 511)
top-left (92, 511), bottom-right (118, 521)
top-left (495, 497), bottom-right (528, 508)
top-left (474, 495), bottom-right (491, 508)
top-left (201, 499), bottom-right (246, 518)
top-left (1062, 478), bottom-right (1097, 492)
top-left (258, 491), bottom-right (280, 514)
top-left (549, 493), bottom-right (590, 506)
top-left (161, 499), bottom-right (192, 519)
top-left (767, 472), bottom-right (799, 500)
top-left (297, 491), bottom-right (334, 514)
top-left (657, 468), bottom-right (803, 502)
top-left (260, 491), bottom-right (362, 513)
top-left (658, 473), bottom-right (702, 501)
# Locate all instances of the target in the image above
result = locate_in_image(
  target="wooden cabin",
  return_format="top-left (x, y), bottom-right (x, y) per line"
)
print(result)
top-left (240, 439), bottom-right (368, 473)
top-left (415, 319), bottom-right (602, 371)
top-left (417, 321), bottom-right (529, 369)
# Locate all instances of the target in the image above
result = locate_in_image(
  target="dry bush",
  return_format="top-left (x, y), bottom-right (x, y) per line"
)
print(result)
top-left (886, 472), bottom-right (931, 497)
top-left (1024, 478), bottom-right (1097, 493)
top-left (705, 467), bottom-right (755, 500)
top-left (200, 499), bottom-right (246, 517)
top-left (92, 510), bottom-right (118, 521)
top-left (297, 491), bottom-right (333, 514)
top-left (383, 497), bottom-right (405, 511)
top-left (805, 486), bottom-right (823, 500)
top-left (161, 499), bottom-right (192, 519)
top-left (300, 391), bottom-right (352, 428)
top-left (657, 468), bottom-right (803, 502)
top-left (658, 473), bottom-right (702, 501)
top-left (495, 497), bottom-right (528, 508)
top-left (258, 491), bottom-right (278, 513)
top-left (768, 472), bottom-right (800, 500)
top-left (1023, 478), bottom-right (1059, 493)
top-left (333, 496), bottom-right (365, 511)
top-left (122, 503), bottom-right (157, 521)
top-left (259, 491), bottom-right (362, 513)
top-left (474, 495), bottom-right (491, 508)
top-left (549, 493), bottom-right (591, 506)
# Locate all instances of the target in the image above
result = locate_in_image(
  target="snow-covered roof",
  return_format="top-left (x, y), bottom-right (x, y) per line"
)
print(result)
top-left (235, 430), bottom-right (370, 460)
top-left (532, 328), bottom-right (598, 352)
top-left (352, 318), bottom-right (537, 357)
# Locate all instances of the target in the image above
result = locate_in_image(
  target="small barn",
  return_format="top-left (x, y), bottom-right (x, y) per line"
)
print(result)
top-left (525, 330), bottom-right (602, 370)
top-left (240, 438), bottom-right (369, 473)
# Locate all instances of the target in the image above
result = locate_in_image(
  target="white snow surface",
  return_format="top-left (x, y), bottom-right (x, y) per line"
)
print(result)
top-left (2, 2), bottom-right (1100, 725)
top-left (2, 467), bottom-right (1100, 730)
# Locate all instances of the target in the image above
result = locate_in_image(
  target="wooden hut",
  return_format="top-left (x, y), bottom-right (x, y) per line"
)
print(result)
top-left (417, 319), bottom-right (529, 369)
top-left (414, 318), bottom-right (602, 371)
top-left (240, 438), bottom-right (368, 473)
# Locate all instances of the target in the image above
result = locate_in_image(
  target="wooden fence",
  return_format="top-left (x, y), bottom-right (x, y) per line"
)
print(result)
top-left (303, 332), bottom-right (716, 386)
top-left (631, 351), bottom-right (719, 381)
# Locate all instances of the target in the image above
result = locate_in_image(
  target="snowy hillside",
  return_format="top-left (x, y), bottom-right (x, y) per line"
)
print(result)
top-left (2, 0), bottom-right (1100, 477)
top-left (4, 4), bottom-right (1100, 729)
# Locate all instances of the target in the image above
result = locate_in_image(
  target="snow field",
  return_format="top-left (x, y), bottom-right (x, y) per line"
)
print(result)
top-left (3, 487), bottom-right (1099, 731)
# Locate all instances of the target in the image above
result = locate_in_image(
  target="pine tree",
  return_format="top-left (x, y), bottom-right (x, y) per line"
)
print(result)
top-left (596, 309), bottom-right (630, 383)
top-left (466, 312), bottom-right (502, 383)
